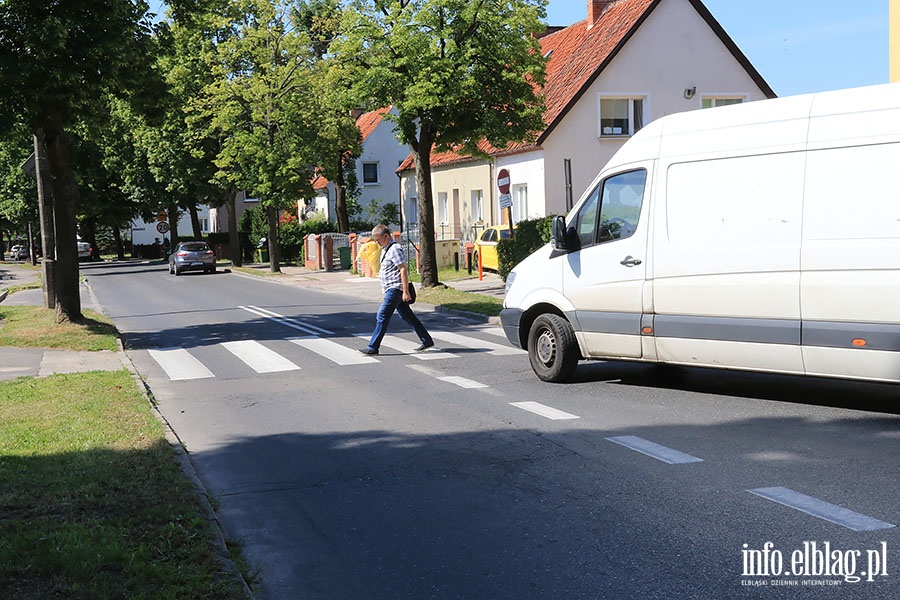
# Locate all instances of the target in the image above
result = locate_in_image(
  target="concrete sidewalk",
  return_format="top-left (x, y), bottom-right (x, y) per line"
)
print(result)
top-left (1, 261), bottom-right (129, 381)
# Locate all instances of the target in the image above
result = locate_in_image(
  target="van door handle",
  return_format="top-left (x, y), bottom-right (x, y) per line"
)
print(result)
top-left (620, 255), bottom-right (642, 267)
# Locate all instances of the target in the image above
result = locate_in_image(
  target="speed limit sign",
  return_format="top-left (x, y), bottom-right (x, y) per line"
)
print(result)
top-left (156, 221), bottom-right (170, 234)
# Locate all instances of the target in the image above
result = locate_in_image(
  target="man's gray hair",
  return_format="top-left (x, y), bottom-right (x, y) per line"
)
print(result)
top-left (372, 224), bottom-right (391, 237)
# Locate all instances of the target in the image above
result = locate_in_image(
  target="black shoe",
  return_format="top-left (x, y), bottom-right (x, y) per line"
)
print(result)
top-left (359, 347), bottom-right (379, 355)
top-left (414, 341), bottom-right (434, 352)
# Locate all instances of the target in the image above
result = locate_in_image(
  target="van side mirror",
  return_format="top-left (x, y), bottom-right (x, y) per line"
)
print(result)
top-left (552, 215), bottom-right (568, 252)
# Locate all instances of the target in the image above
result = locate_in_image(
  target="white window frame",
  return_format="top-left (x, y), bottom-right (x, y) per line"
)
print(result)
top-left (362, 161), bottom-right (379, 185)
top-left (471, 189), bottom-right (484, 223)
top-left (598, 94), bottom-right (647, 139)
top-left (512, 184), bottom-right (528, 224)
top-left (437, 192), bottom-right (449, 224)
top-left (701, 95), bottom-right (745, 109)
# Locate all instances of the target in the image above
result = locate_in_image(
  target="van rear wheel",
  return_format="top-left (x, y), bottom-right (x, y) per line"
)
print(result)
top-left (528, 314), bottom-right (579, 382)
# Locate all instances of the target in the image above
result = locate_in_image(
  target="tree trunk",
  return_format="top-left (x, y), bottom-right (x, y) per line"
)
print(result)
top-left (266, 205), bottom-right (281, 273)
top-left (226, 190), bottom-right (241, 267)
top-left (189, 205), bottom-right (202, 239)
top-left (411, 128), bottom-right (439, 287)
top-left (42, 114), bottom-right (82, 323)
top-left (83, 217), bottom-right (100, 261)
top-left (33, 131), bottom-right (56, 310)
top-left (112, 226), bottom-right (125, 261)
top-left (168, 204), bottom-right (179, 253)
top-left (334, 154), bottom-right (350, 233)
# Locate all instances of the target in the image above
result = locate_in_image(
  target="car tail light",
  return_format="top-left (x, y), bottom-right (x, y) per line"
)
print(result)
top-left (204, 250), bottom-right (214, 257)
top-left (177, 251), bottom-right (189, 257)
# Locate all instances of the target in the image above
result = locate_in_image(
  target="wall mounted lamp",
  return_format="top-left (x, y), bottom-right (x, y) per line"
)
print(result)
top-left (683, 86), bottom-right (697, 100)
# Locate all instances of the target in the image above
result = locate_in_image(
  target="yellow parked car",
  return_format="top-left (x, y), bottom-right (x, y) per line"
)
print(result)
top-left (474, 224), bottom-right (515, 272)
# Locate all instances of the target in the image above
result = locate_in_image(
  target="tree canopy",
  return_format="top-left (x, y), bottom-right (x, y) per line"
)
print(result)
top-left (332, 0), bottom-right (548, 286)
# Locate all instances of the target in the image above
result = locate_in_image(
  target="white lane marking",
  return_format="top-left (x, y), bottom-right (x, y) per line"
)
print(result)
top-left (407, 364), bottom-right (489, 389)
top-left (431, 330), bottom-right (525, 355)
top-left (475, 325), bottom-right (509, 338)
top-left (240, 305), bottom-right (334, 335)
top-left (354, 334), bottom-right (456, 360)
top-left (221, 340), bottom-right (300, 373)
top-left (510, 401), bottom-right (579, 420)
top-left (290, 337), bottom-right (378, 365)
top-left (748, 487), bottom-right (896, 531)
top-left (437, 375), bottom-right (488, 389)
top-left (148, 348), bottom-right (215, 380)
top-left (606, 436), bottom-right (703, 465)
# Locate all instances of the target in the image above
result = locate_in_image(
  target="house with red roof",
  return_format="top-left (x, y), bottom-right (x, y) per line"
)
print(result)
top-left (397, 0), bottom-right (775, 244)
top-left (301, 106), bottom-right (408, 225)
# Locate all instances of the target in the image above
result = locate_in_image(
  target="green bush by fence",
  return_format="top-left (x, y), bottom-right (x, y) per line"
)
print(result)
top-left (496, 216), bottom-right (555, 281)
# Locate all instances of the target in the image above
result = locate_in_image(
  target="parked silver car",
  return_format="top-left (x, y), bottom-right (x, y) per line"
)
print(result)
top-left (168, 241), bottom-right (216, 275)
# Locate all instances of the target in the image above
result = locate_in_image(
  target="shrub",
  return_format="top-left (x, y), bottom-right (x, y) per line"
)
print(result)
top-left (496, 216), bottom-right (556, 281)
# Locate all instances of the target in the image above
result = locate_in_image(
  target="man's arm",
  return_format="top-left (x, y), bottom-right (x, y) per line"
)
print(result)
top-left (398, 262), bottom-right (412, 302)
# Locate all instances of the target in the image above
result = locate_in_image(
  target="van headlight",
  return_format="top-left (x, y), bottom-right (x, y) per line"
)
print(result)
top-left (504, 271), bottom-right (516, 295)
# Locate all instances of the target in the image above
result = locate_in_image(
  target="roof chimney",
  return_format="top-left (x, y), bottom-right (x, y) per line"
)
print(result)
top-left (350, 107), bottom-right (366, 121)
top-left (588, 0), bottom-right (614, 27)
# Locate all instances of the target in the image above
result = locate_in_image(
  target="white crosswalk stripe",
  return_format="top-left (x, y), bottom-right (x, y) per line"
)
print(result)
top-left (290, 337), bottom-right (379, 365)
top-left (354, 334), bottom-right (457, 360)
top-left (430, 330), bottom-right (525, 355)
top-left (221, 340), bottom-right (300, 373)
top-left (145, 329), bottom-right (516, 380)
top-left (147, 348), bottom-right (215, 381)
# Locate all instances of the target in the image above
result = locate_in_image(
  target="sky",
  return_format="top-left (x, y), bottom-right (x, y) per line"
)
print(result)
top-left (546, 0), bottom-right (889, 97)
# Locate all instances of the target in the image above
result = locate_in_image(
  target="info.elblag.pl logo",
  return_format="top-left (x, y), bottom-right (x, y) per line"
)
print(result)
top-left (740, 541), bottom-right (890, 586)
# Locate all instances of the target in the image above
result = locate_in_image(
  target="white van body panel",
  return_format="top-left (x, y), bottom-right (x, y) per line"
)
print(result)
top-left (503, 82), bottom-right (900, 384)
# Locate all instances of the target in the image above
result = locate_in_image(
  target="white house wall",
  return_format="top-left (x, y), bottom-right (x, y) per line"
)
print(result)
top-left (130, 205), bottom-right (211, 246)
top-left (494, 151), bottom-right (546, 223)
top-left (541, 0), bottom-right (771, 214)
top-left (355, 109), bottom-right (408, 219)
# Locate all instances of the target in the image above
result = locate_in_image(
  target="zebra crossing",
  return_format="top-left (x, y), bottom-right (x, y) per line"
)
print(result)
top-left (143, 326), bottom-right (523, 381)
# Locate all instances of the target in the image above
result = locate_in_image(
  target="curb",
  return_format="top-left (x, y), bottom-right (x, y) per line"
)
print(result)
top-left (118, 337), bottom-right (254, 598)
top-left (0, 289), bottom-right (7, 304)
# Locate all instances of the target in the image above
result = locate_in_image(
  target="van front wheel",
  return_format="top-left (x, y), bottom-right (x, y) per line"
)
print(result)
top-left (528, 314), bottom-right (579, 382)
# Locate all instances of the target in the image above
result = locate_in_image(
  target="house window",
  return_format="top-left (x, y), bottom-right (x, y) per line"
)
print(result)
top-left (471, 189), bottom-right (484, 222)
top-left (702, 96), bottom-right (744, 109)
top-left (406, 197), bottom-right (418, 229)
top-left (512, 184), bottom-right (528, 223)
top-left (362, 162), bottom-right (379, 184)
top-left (437, 192), bottom-right (449, 224)
top-left (599, 96), bottom-right (645, 137)
top-left (200, 218), bottom-right (209, 233)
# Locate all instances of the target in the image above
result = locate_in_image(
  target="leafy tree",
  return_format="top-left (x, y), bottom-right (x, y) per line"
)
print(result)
top-left (0, 132), bottom-right (38, 251)
top-left (0, 0), bottom-right (160, 322)
top-left (202, 0), bottom-right (321, 273)
top-left (294, 0), bottom-right (362, 233)
top-left (333, 0), bottom-right (548, 287)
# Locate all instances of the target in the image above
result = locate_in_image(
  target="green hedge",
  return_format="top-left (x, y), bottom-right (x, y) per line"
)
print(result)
top-left (496, 216), bottom-right (555, 281)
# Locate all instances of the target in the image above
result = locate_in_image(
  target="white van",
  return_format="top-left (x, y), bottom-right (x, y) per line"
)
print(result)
top-left (501, 82), bottom-right (900, 384)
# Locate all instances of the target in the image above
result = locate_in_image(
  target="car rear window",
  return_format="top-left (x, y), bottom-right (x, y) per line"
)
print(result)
top-left (181, 243), bottom-right (209, 252)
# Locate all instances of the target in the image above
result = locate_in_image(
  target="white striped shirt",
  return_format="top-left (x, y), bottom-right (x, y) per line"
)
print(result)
top-left (379, 242), bottom-right (404, 292)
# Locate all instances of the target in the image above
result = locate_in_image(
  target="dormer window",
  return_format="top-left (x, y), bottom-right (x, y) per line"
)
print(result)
top-left (598, 95), bottom-right (645, 138)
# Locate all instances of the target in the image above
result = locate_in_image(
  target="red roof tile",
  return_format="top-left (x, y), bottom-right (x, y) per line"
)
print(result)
top-left (311, 173), bottom-right (329, 190)
top-left (357, 106), bottom-right (392, 142)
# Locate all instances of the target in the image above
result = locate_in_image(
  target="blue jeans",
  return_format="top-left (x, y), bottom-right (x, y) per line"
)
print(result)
top-left (367, 287), bottom-right (433, 351)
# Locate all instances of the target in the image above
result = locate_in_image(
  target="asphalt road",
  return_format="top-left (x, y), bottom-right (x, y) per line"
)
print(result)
top-left (84, 260), bottom-right (900, 600)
